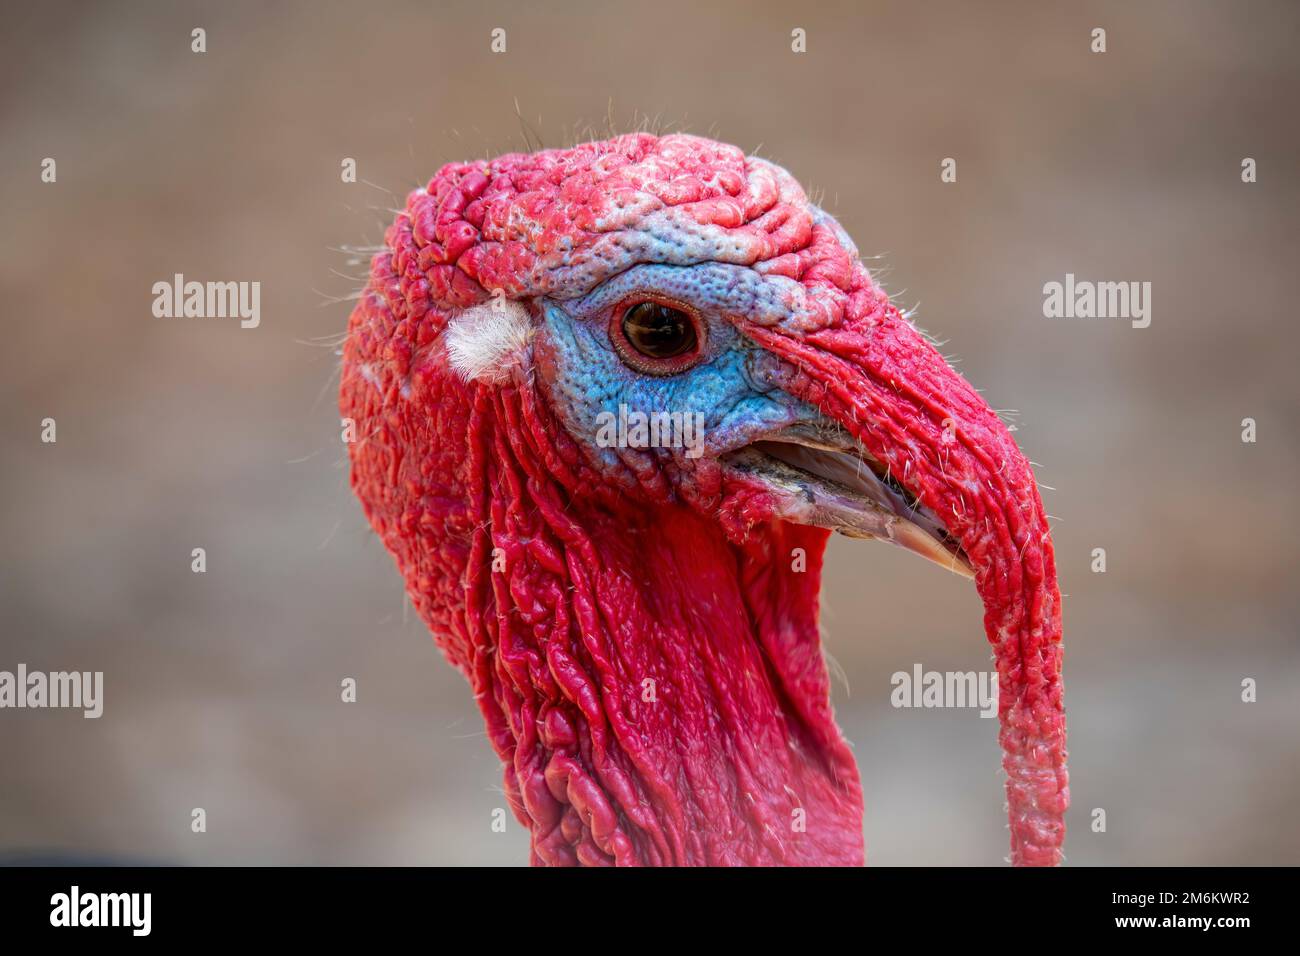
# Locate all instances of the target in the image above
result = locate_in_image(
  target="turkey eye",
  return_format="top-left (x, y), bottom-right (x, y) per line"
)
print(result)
top-left (621, 302), bottom-right (697, 359)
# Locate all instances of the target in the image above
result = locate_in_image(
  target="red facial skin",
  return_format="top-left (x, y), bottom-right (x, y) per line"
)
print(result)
top-left (340, 133), bottom-right (1068, 866)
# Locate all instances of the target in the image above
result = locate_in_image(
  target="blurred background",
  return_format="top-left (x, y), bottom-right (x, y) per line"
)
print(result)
top-left (1, 0), bottom-right (1297, 865)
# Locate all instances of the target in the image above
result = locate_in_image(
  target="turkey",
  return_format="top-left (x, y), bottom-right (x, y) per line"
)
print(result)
top-left (340, 133), bottom-right (1068, 866)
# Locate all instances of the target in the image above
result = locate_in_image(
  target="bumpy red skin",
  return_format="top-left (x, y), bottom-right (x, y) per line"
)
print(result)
top-left (341, 134), bottom-right (1068, 866)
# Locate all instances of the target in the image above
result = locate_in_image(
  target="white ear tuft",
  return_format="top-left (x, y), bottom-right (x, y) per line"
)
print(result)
top-left (444, 297), bottom-right (535, 384)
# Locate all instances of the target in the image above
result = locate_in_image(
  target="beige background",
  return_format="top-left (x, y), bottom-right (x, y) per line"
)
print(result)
top-left (1, 0), bottom-right (1297, 865)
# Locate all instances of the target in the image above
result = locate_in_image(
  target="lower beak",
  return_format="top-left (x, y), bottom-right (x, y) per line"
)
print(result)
top-left (737, 299), bottom-right (1069, 867)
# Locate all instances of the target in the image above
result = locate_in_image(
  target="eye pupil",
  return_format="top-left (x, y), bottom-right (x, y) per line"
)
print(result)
top-left (622, 302), bottom-right (697, 359)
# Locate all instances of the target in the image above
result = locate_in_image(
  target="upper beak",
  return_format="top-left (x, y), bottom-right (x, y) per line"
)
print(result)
top-left (723, 419), bottom-right (975, 579)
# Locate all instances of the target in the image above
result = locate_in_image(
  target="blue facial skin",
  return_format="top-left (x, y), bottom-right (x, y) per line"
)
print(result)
top-left (535, 261), bottom-right (822, 498)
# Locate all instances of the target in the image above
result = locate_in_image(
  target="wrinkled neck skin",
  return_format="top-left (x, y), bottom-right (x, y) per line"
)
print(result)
top-left (466, 382), bottom-right (862, 866)
top-left (349, 360), bottom-right (865, 866)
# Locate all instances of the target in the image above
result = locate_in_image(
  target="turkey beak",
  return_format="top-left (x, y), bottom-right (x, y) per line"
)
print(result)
top-left (723, 421), bottom-right (975, 578)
